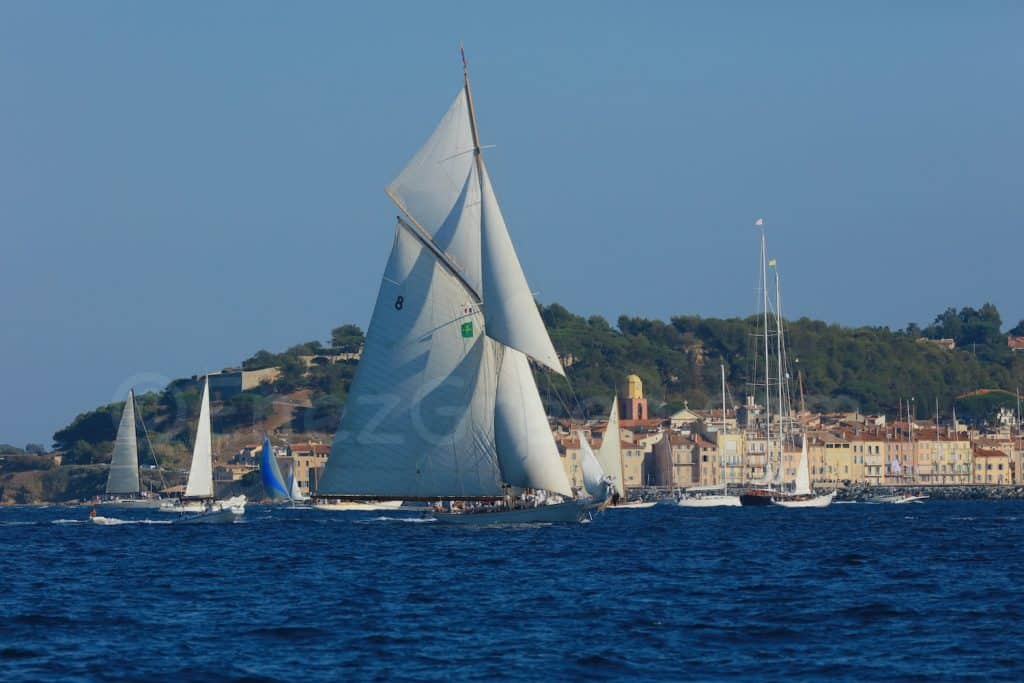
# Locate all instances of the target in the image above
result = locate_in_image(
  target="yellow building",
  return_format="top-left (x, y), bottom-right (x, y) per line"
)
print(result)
top-left (973, 448), bottom-right (1010, 484)
top-left (712, 430), bottom-right (746, 485)
top-left (845, 430), bottom-right (887, 486)
top-left (914, 429), bottom-right (972, 484)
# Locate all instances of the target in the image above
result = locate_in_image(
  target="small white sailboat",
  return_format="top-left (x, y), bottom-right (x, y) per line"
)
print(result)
top-left (594, 398), bottom-right (655, 509)
top-left (97, 390), bottom-right (165, 509)
top-left (316, 52), bottom-right (602, 524)
top-left (772, 435), bottom-right (835, 508)
top-left (162, 378), bottom-right (246, 523)
top-left (679, 365), bottom-right (741, 508)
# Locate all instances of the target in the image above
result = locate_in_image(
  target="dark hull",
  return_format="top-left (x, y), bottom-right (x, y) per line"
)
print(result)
top-left (739, 489), bottom-right (775, 507)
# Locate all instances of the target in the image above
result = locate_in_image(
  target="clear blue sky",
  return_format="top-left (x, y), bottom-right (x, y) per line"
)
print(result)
top-left (2, 2), bottom-right (1022, 447)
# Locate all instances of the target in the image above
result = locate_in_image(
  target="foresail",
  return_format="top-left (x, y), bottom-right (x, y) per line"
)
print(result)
top-left (106, 390), bottom-right (140, 495)
top-left (260, 435), bottom-right (290, 500)
top-left (595, 396), bottom-right (624, 496)
top-left (579, 431), bottom-right (606, 498)
top-left (494, 348), bottom-right (573, 497)
top-left (795, 434), bottom-right (811, 495)
top-left (184, 378), bottom-right (214, 499)
top-left (478, 162), bottom-right (564, 375)
top-left (318, 224), bottom-right (504, 499)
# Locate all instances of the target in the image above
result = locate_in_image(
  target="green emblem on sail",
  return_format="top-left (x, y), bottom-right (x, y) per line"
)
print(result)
top-left (461, 321), bottom-right (473, 338)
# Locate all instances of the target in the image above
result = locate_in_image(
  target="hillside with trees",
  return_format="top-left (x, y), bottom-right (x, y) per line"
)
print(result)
top-left (45, 302), bottom-right (1024, 471)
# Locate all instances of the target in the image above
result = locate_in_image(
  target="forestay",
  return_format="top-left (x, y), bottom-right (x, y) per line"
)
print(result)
top-left (319, 225), bottom-right (505, 499)
top-left (106, 390), bottom-right (140, 495)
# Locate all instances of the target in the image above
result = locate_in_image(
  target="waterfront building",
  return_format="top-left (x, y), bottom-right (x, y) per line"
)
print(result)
top-left (972, 448), bottom-right (1010, 484)
top-left (289, 441), bottom-right (329, 495)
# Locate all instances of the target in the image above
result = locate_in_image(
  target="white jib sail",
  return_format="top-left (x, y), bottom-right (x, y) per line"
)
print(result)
top-left (579, 431), bottom-right (607, 498)
top-left (318, 224), bottom-right (505, 499)
top-left (106, 389), bottom-right (140, 495)
top-left (184, 377), bottom-right (214, 499)
top-left (494, 348), bottom-right (573, 497)
top-left (478, 162), bottom-right (564, 375)
top-left (795, 434), bottom-right (812, 495)
top-left (595, 396), bottom-right (624, 497)
top-left (289, 471), bottom-right (308, 501)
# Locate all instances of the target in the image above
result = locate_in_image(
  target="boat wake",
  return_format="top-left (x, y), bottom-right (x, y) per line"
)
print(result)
top-left (367, 516), bottom-right (437, 523)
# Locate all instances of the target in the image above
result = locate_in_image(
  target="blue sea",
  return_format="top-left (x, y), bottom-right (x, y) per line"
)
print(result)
top-left (2, 500), bottom-right (1023, 681)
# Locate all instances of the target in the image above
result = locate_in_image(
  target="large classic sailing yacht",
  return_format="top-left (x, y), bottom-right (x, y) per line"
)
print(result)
top-left (316, 52), bottom-right (608, 523)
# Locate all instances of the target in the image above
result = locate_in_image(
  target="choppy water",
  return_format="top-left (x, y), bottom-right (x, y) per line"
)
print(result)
top-left (2, 500), bottom-right (1024, 681)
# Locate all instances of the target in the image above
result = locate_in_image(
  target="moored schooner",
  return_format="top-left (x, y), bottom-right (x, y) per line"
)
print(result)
top-left (316, 51), bottom-right (607, 523)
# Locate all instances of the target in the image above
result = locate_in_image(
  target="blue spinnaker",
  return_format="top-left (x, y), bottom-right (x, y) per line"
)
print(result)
top-left (260, 435), bottom-right (291, 500)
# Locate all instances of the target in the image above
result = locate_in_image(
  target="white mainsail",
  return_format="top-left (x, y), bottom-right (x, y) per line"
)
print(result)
top-left (106, 389), bottom-right (140, 495)
top-left (494, 348), bottom-right (573, 497)
top-left (318, 225), bottom-right (505, 499)
top-left (184, 377), bottom-right (214, 499)
top-left (594, 396), bottom-right (624, 497)
top-left (795, 434), bottom-right (811, 495)
top-left (479, 163), bottom-right (564, 376)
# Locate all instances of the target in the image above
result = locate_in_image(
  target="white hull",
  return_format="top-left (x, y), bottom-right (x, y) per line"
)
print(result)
top-left (90, 515), bottom-right (122, 525)
top-left (97, 498), bottom-right (165, 509)
top-left (773, 491), bottom-right (836, 508)
top-left (313, 500), bottom-right (405, 512)
top-left (677, 495), bottom-right (742, 508)
top-left (609, 501), bottom-right (659, 509)
top-left (174, 507), bottom-right (240, 524)
top-left (158, 501), bottom-right (205, 513)
top-left (868, 494), bottom-right (929, 504)
top-left (170, 495), bottom-right (247, 523)
top-left (433, 499), bottom-right (594, 525)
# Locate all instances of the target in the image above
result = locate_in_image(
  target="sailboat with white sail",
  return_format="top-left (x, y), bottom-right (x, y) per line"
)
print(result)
top-left (98, 389), bottom-right (165, 509)
top-left (772, 434), bottom-right (835, 508)
top-left (597, 397), bottom-right (656, 509)
top-left (315, 52), bottom-right (608, 524)
top-left (160, 377), bottom-right (245, 522)
top-left (679, 365), bottom-right (742, 507)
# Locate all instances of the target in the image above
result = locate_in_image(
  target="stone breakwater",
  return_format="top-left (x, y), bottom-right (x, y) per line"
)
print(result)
top-left (835, 484), bottom-right (1024, 501)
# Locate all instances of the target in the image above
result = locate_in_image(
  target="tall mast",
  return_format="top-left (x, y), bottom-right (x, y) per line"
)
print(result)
top-left (462, 45), bottom-right (484, 167)
top-left (721, 363), bottom-right (727, 488)
top-left (773, 261), bottom-right (784, 469)
top-left (758, 221), bottom-right (771, 486)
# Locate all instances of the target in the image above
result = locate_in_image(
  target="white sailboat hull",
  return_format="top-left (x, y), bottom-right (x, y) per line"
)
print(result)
top-left (173, 507), bottom-right (241, 524)
top-left (313, 500), bottom-right (405, 512)
top-left (432, 499), bottom-right (595, 525)
top-left (97, 498), bottom-right (165, 510)
top-left (609, 500), bottom-right (659, 509)
top-left (677, 495), bottom-right (742, 508)
top-left (171, 495), bottom-right (247, 523)
top-left (90, 515), bottom-right (122, 525)
top-left (772, 491), bottom-right (836, 508)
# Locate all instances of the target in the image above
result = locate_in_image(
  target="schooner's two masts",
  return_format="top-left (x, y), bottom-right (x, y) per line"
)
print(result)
top-left (318, 53), bottom-right (572, 502)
